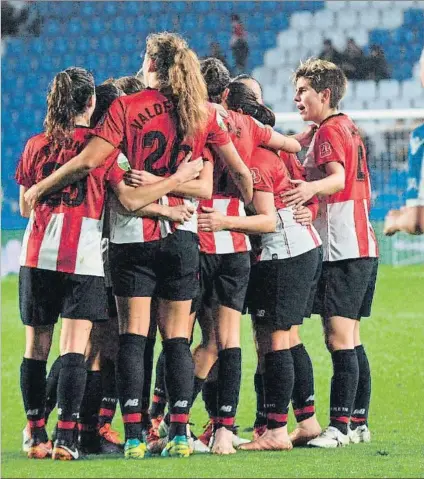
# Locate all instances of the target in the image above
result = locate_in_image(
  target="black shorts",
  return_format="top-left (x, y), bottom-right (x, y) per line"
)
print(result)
top-left (312, 257), bottom-right (378, 320)
top-left (199, 251), bottom-right (251, 313)
top-left (247, 247), bottom-right (322, 331)
top-left (19, 266), bottom-right (109, 327)
top-left (110, 230), bottom-right (199, 301)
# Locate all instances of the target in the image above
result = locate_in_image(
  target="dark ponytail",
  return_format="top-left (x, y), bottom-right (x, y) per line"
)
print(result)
top-left (44, 67), bottom-right (95, 144)
top-left (200, 57), bottom-right (231, 103)
top-left (226, 82), bottom-right (276, 127)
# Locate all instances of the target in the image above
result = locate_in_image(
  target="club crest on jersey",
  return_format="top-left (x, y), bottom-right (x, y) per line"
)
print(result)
top-left (250, 167), bottom-right (261, 184)
top-left (320, 142), bottom-right (332, 158)
top-left (117, 153), bottom-right (131, 171)
top-left (216, 112), bottom-right (228, 131)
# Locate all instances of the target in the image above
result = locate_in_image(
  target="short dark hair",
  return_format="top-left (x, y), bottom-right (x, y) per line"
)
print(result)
top-left (91, 83), bottom-right (124, 127)
top-left (113, 76), bottom-right (145, 95)
top-left (294, 58), bottom-right (347, 109)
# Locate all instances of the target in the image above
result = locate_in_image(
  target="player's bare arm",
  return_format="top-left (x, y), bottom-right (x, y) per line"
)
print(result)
top-left (124, 160), bottom-right (213, 199)
top-left (24, 136), bottom-right (114, 208)
top-left (267, 130), bottom-right (302, 153)
top-left (109, 193), bottom-right (195, 225)
top-left (18, 186), bottom-right (31, 218)
top-left (110, 155), bottom-right (203, 212)
top-left (282, 162), bottom-right (345, 207)
top-left (383, 206), bottom-right (424, 236)
top-left (212, 141), bottom-right (253, 204)
top-left (198, 190), bottom-right (276, 234)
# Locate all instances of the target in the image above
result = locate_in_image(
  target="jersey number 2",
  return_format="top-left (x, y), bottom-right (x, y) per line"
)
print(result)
top-left (143, 131), bottom-right (192, 175)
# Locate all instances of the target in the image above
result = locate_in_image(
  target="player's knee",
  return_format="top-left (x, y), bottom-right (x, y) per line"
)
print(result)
top-left (25, 326), bottom-right (53, 360)
top-left (289, 326), bottom-right (302, 348)
top-left (325, 331), bottom-right (353, 352)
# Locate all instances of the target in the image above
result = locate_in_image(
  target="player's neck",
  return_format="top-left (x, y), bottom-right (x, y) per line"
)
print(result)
top-left (317, 107), bottom-right (339, 125)
top-left (74, 113), bottom-right (90, 128)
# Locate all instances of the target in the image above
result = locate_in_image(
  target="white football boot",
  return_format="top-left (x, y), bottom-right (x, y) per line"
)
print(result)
top-left (349, 425), bottom-right (371, 444)
top-left (307, 426), bottom-right (349, 448)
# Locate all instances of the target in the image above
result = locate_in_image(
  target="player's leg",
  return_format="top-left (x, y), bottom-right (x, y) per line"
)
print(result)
top-left (156, 231), bottom-right (199, 458)
top-left (242, 249), bottom-right (321, 451)
top-left (19, 267), bottom-right (60, 459)
top-left (288, 326), bottom-right (321, 446)
top-left (210, 253), bottom-right (250, 455)
top-left (109, 241), bottom-right (157, 459)
top-left (349, 321), bottom-right (371, 443)
top-left (21, 325), bottom-right (55, 458)
top-left (289, 251), bottom-right (322, 445)
top-left (308, 258), bottom-right (377, 448)
top-left (53, 316), bottom-right (93, 460)
top-left (78, 330), bottom-right (102, 454)
top-left (241, 327), bottom-right (293, 451)
top-left (44, 356), bottom-right (62, 424)
top-left (349, 259), bottom-right (377, 444)
top-left (251, 321), bottom-right (270, 440)
top-left (96, 302), bottom-right (122, 452)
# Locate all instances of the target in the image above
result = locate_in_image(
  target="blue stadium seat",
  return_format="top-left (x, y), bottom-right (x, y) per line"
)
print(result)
top-left (54, 1), bottom-right (75, 17)
top-left (45, 19), bottom-right (61, 37)
top-left (266, 15), bottom-right (289, 31)
top-left (80, 1), bottom-right (95, 16)
top-left (68, 18), bottom-right (83, 35)
top-left (167, 1), bottom-right (188, 14)
top-left (203, 14), bottom-right (222, 32)
top-left (103, 2), bottom-right (118, 16)
top-left (245, 13), bottom-right (264, 31)
top-left (192, 1), bottom-right (211, 14)
top-left (404, 8), bottom-right (424, 26)
top-left (369, 29), bottom-right (391, 46)
top-left (392, 62), bottom-right (411, 81)
top-left (123, 1), bottom-right (140, 16)
top-left (112, 16), bottom-right (127, 34)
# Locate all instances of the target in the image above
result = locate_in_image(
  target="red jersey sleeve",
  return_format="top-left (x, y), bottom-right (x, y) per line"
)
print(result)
top-left (249, 148), bottom-right (275, 193)
top-left (206, 108), bottom-right (231, 147)
top-left (93, 97), bottom-right (126, 148)
top-left (314, 125), bottom-right (346, 168)
top-left (202, 146), bottom-right (214, 164)
top-left (15, 139), bottom-right (35, 188)
top-left (249, 117), bottom-right (273, 148)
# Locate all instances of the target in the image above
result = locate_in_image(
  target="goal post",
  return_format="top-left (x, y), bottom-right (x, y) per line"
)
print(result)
top-left (274, 109), bottom-right (424, 266)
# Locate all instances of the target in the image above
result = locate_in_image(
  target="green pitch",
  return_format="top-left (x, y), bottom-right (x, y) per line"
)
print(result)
top-left (2, 266), bottom-right (424, 478)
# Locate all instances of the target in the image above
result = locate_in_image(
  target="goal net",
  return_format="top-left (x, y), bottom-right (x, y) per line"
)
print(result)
top-left (274, 109), bottom-right (424, 266)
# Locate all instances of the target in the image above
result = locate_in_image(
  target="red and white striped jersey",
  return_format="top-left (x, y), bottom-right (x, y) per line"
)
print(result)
top-left (250, 146), bottom-right (322, 261)
top-left (198, 110), bottom-right (272, 255)
top-left (95, 90), bottom-right (231, 243)
top-left (303, 114), bottom-right (378, 261)
top-left (15, 128), bottom-right (119, 276)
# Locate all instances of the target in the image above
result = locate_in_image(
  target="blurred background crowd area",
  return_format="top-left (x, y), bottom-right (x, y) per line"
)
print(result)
top-left (1, 1), bottom-right (424, 266)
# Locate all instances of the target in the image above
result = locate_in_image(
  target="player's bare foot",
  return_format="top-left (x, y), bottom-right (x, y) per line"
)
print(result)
top-left (239, 427), bottom-right (292, 451)
top-left (289, 416), bottom-right (322, 447)
top-left (211, 427), bottom-right (236, 455)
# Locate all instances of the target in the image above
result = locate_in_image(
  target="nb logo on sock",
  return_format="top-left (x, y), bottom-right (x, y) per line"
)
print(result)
top-left (306, 395), bottom-right (315, 402)
top-left (124, 399), bottom-right (139, 407)
top-left (220, 405), bottom-right (232, 412)
top-left (173, 400), bottom-right (188, 408)
top-left (353, 408), bottom-right (365, 415)
top-left (102, 397), bottom-right (117, 403)
top-left (256, 309), bottom-right (266, 317)
top-left (26, 409), bottom-right (39, 416)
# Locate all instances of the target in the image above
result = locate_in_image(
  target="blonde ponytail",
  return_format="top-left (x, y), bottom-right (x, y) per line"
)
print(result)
top-left (146, 33), bottom-right (208, 139)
